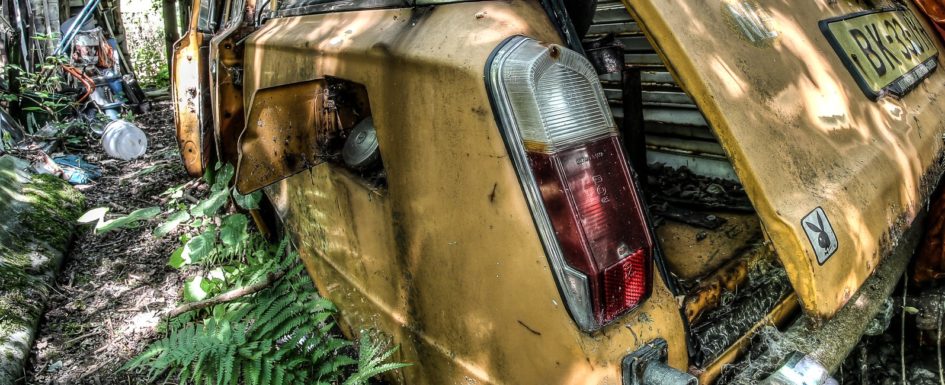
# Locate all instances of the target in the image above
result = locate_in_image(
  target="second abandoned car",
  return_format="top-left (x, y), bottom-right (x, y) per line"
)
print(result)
top-left (172, 0), bottom-right (945, 383)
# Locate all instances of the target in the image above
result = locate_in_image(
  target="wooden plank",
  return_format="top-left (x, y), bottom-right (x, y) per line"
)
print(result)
top-left (646, 134), bottom-right (727, 156)
top-left (592, 2), bottom-right (633, 24)
top-left (587, 22), bottom-right (641, 35)
top-left (625, 53), bottom-right (663, 66)
top-left (617, 35), bottom-right (653, 52)
top-left (611, 106), bottom-right (709, 127)
top-left (604, 89), bottom-right (696, 106)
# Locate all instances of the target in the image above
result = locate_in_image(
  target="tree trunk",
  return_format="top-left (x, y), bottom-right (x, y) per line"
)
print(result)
top-left (161, 0), bottom-right (178, 69)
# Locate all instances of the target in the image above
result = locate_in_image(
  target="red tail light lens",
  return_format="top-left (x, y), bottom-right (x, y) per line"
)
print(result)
top-left (531, 135), bottom-right (653, 325)
top-left (487, 37), bottom-right (654, 331)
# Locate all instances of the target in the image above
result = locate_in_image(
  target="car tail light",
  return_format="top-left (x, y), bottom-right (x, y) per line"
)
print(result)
top-left (487, 37), bottom-right (654, 332)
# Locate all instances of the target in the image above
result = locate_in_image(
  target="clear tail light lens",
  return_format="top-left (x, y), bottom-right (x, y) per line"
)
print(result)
top-left (487, 37), bottom-right (654, 331)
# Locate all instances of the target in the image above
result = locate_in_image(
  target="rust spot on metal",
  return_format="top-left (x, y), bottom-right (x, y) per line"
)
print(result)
top-left (684, 253), bottom-right (752, 324)
top-left (236, 77), bottom-right (372, 194)
top-left (548, 45), bottom-right (561, 59)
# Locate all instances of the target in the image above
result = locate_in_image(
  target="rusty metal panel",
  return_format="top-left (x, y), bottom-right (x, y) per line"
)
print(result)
top-left (172, 0), bottom-right (213, 177)
top-left (209, 0), bottom-right (255, 167)
top-left (243, 2), bottom-right (689, 384)
top-left (622, 0), bottom-right (945, 320)
top-left (236, 77), bottom-right (372, 194)
top-left (236, 79), bottom-right (326, 193)
top-left (914, 0), bottom-right (945, 43)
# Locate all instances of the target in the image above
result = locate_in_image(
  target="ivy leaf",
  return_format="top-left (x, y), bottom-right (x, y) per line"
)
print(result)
top-left (191, 189), bottom-right (229, 217)
top-left (232, 189), bottom-right (261, 210)
top-left (96, 207), bottom-right (161, 233)
top-left (153, 210), bottom-right (192, 237)
top-left (212, 163), bottom-right (235, 193)
top-left (220, 214), bottom-right (249, 248)
top-left (183, 276), bottom-right (211, 302)
top-left (168, 246), bottom-right (186, 269)
top-left (181, 231), bottom-right (214, 264)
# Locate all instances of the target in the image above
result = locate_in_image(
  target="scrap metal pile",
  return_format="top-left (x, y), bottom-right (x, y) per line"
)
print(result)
top-left (647, 164), bottom-right (753, 215)
top-left (1, 0), bottom-right (150, 182)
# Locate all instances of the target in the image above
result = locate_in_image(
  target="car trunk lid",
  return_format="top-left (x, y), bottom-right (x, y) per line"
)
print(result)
top-left (621, 0), bottom-right (945, 319)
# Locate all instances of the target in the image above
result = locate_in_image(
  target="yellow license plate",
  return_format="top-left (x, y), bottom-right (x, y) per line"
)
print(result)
top-left (820, 7), bottom-right (939, 99)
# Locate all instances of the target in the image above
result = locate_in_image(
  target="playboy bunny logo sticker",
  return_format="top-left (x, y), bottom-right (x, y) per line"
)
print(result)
top-left (802, 207), bottom-right (838, 265)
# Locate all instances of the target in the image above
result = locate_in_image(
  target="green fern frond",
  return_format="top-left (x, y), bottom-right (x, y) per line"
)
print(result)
top-left (124, 249), bottom-right (409, 385)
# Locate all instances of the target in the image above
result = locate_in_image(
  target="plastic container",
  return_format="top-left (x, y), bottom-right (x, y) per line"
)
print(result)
top-left (101, 119), bottom-right (147, 160)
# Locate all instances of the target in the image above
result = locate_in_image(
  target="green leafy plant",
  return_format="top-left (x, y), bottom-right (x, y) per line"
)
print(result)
top-left (77, 206), bottom-right (162, 233)
top-left (125, 250), bottom-right (409, 385)
top-left (121, 9), bottom-right (170, 89)
top-left (94, 162), bottom-right (409, 383)
top-left (165, 163), bottom-right (263, 272)
top-left (1, 56), bottom-right (75, 128)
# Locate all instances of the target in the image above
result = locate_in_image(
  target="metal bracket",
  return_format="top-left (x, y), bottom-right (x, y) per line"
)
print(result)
top-left (622, 339), bottom-right (698, 385)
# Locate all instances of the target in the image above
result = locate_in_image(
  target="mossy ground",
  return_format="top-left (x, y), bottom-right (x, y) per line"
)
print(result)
top-left (0, 158), bottom-right (85, 380)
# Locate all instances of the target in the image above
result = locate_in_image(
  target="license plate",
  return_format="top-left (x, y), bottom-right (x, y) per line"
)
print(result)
top-left (820, 7), bottom-right (939, 100)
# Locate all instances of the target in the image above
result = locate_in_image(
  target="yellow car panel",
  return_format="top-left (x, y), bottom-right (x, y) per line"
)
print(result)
top-left (623, 0), bottom-right (945, 320)
top-left (209, 0), bottom-right (254, 166)
top-left (244, 2), bottom-right (688, 383)
top-left (173, 0), bottom-right (214, 177)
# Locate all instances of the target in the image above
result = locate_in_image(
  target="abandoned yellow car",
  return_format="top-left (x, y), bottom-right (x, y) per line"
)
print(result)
top-left (172, 0), bottom-right (945, 383)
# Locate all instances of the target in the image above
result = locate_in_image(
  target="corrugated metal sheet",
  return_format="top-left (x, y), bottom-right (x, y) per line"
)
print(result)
top-left (585, 1), bottom-right (737, 181)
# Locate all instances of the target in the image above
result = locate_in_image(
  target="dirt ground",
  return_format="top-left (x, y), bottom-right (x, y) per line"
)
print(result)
top-left (24, 101), bottom-right (193, 385)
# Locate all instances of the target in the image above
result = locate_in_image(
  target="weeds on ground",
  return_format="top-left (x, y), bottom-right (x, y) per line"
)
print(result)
top-left (0, 56), bottom-right (73, 123)
top-left (1, 57), bottom-right (95, 148)
top-left (79, 163), bottom-right (409, 384)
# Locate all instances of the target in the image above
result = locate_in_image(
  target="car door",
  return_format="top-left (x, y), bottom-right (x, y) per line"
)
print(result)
top-left (208, 0), bottom-right (254, 167)
top-left (173, 0), bottom-right (222, 176)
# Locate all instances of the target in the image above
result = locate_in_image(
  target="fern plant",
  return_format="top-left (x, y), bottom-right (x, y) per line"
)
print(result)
top-left (95, 161), bottom-right (410, 383)
top-left (125, 262), bottom-right (409, 385)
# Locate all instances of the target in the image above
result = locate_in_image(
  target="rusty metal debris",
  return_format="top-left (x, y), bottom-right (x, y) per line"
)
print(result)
top-left (651, 202), bottom-right (727, 230)
top-left (584, 33), bottom-right (624, 75)
top-left (236, 77), bottom-right (374, 193)
top-left (684, 251), bottom-right (754, 324)
top-left (691, 259), bottom-right (792, 367)
top-left (648, 164), bottom-right (753, 213)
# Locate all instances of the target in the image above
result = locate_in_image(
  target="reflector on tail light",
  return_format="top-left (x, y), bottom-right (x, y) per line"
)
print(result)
top-left (487, 37), bottom-right (654, 332)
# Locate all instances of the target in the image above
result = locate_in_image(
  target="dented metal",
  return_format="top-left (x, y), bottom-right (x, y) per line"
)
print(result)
top-left (172, 0), bottom-right (217, 176)
top-left (247, 3), bottom-right (689, 383)
top-left (237, 79), bottom-right (326, 193)
top-left (209, 0), bottom-right (254, 166)
top-left (624, 0), bottom-right (945, 320)
top-left (173, 0), bottom-right (945, 383)
top-left (236, 77), bottom-right (372, 193)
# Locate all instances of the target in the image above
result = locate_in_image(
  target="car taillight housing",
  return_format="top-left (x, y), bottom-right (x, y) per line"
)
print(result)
top-left (487, 37), bottom-right (654, 332)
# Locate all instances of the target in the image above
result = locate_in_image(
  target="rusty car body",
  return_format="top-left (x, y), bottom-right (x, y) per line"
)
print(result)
top-left (172, 0), bottom-right (945, 383)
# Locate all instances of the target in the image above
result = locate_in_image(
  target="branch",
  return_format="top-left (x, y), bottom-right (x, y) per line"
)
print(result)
top-left (164, 269), bottom-right (287, 319)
